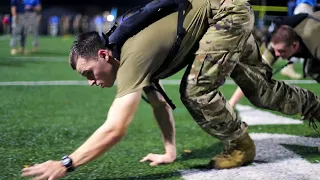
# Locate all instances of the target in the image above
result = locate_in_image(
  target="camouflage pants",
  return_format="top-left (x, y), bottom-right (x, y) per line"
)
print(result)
top-left (180, 1), bottom-right (320, 141)
top-left (25, 12), bottom-right (40, 47)
top-left (10, 14), bottom-right (27, 48)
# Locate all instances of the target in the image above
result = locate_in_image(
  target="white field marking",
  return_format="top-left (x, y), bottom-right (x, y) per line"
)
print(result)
top-left (236, 104), bottom-right (303, 125)
top-left (0, 80), bottom-right (88, 86)
top-left (181, 133), bottom-right (320, 180)
top-left (0, 35), bottom-right (10, 41)
top-left (0, 79), bottom-right (317, 86)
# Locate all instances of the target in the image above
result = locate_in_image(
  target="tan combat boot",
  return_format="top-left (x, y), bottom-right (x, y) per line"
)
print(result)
top-left (11, 48), bottom-right (18, 55)
top-left (280, 64), bottom-right (302, 79)
top-left (209, 132), bottom-right (256, 169)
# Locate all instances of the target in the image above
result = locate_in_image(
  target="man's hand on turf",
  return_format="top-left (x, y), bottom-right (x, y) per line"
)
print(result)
top-left (21, 160), bottom-right (67, 180)
top-left (140, 153), bottom-right (176, 166)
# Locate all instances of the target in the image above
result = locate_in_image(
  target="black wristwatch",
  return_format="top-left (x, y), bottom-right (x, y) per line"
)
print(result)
top-left (61, 156), bottom-right (75, 172)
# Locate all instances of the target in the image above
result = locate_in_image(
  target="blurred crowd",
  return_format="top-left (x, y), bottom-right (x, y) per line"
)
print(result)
top-left (1, 0), bottom-right (319, 57)
top-left (0, 11), bottom-right (118, 37)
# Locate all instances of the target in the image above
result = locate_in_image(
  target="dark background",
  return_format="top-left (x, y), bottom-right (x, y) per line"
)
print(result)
top-left (0, 0), bottom-right (295, 35)
top-left (0, 0), bottom-right (287, 15)
top-left (0, 0), bottom-right (285, 6)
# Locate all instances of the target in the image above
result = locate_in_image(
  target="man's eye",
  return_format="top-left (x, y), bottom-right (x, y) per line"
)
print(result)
top-left (83, 71), bottom-right (94, 80)
top-left (87, 72), bottom-right (95, 80)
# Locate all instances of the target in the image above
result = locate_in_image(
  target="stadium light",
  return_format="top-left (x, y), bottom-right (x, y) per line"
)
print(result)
top-left (107, 15), bottom-right (114, 22)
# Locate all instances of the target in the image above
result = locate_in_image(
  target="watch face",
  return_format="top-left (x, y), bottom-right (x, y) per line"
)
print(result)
top-left (62, 158), bottom-right (71, 165)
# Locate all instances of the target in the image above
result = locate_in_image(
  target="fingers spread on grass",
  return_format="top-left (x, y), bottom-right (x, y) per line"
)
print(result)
top-left (22, 164), bottom-right (44, 177)
top-left (140, 153), bottom-right (153, 162)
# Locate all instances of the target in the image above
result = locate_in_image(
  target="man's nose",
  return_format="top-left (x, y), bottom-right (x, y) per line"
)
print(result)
top-left (275, 51), bottom-right (280, 57)
top-left (88, 80), bottom-right (96, 86)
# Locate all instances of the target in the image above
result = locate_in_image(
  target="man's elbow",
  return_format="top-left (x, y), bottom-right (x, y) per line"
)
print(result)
top-left (100, 126), bottom-right (127, 142)
top-left (112, 128), bottom-right (127, 140)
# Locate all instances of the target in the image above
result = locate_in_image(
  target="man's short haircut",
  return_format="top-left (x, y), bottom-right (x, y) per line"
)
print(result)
top-left (271, 25), bottom-right (300, 46)
top-left (69, 31), bottom-right (107, 70)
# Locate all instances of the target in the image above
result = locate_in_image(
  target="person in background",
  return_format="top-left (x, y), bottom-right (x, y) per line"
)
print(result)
top-left (48, 16), bottom-right (59, 37)
top-left (10, 0), bottom-right (27, 55)
top-left (229, 10), bottom-right (320, 108)
top-left (61, 15), bottom-right (71, 36)
top-left (281, 0), bottom-right (317, 79)
top-left (73, 14), bottom-right (82, 36)
top-left (94, 15), bottom-right (103, 35)
top-left (24, 0), bottom-right (42, 53)
top-left (80, 15), bottom-right (89, 33)
top-left (2, 14), bottom-right (11, 35)
top-left (229, 0), bottom-right (317, 108)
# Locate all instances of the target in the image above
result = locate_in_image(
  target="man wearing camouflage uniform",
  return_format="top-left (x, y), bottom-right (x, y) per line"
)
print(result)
top-left (262, 10), bottom-right (320, 81)
top-left (229, 10), bottom-right (320, 108)
top-left (10, 0), bottom-right (27, 55)
top-left (24, 0), bottom-right (42, 52)
top-left (22, 0), bottom-right (320, 179)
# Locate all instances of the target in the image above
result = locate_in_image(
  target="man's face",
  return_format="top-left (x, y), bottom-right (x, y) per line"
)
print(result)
top-left (76, 50), bottom-right (119, 88)
top-left (271, 41), bottom-right (299, 59)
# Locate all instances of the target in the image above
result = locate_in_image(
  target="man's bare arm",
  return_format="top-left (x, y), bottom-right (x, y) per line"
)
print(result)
top-left (21, 90), bottom-right (142, 179)
top-left (140, 85), bottom-right (176, 166)
top-left (69, 90), bottom-right (142, 167)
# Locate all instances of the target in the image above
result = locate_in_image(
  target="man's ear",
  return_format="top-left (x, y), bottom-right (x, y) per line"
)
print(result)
top-left (98, 49), bottom-right (109, 61)
top-left (292, 41), bottom-right (300, 51)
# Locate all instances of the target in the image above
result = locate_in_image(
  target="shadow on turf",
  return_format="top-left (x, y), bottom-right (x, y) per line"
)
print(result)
top-left (65, 171), bottom-right (181, 180)
top-left (0, 61), bottom-right (25, 67)
top-left (282, 144), bottom-right (320, 163)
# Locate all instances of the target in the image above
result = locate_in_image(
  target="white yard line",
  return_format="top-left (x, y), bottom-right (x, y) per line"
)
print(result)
top-left (0, 35), bottom-right (10, 41)
top-left (0, 79), bottom-right (317, 86)
top-left (236, 104), bottom-right (302, 125)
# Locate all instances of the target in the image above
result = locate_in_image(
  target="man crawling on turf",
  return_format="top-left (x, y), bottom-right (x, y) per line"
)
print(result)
top-left (22, 0), bottom-right (320, 179)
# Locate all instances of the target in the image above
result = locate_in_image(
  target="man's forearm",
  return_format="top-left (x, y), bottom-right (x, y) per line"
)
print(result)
top-left (69, 125), bottom-right (124, 168)
top-left (69, 91), bottom-right (142, 168)
top-left (153, 103), bottom-right (176, 155)
top-left (144, 86), bottom-right (176, 155)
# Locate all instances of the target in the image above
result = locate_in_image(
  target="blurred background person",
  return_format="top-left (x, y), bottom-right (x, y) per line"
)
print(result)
top-left (60, 15), bottom-right (71, 36)
top-left (294, 0), bottom-right (317, 14)
top-left (94, 14), bottom-right (103, 34)
top-left (73, 14), bottom-right (82, 36)
top-left (48, 15), bottom-right (59, 37)
top-left (24, 0), bottom-right (42, 53)
top-left (2, 14), bottom-right (10, 35)
top-left (10, 0), bottom-right (27, 55)
top-left (102, 11), bottom-right (113, 33)
top-left (80, 15), bottom-right (89, 33)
